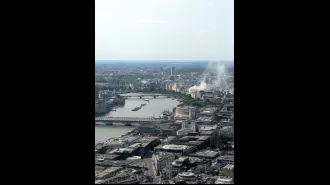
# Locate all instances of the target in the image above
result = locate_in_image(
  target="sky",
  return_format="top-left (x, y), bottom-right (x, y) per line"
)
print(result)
top-left (95, 0), bottom-right (234, 61)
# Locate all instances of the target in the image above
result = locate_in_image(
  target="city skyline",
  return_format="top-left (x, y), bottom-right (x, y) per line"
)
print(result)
top-left (95, 0), bottom-right (234, 61)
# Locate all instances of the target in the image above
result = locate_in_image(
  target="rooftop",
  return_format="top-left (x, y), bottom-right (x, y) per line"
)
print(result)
top-left (127, 156), bottom-right (142, 160)
top-left (189, 150), bottom-right (219, 158)
top-left (111, 160), bottom-right (135, 167)
top-left (109, 148), bottom-right (134, 154)
top-left (95, 165), bottom-right (106, 173)
top-left (199, 125), bottom-right (218, 131)
top-left (103, 167), bottom-right (123, 173)
top-left (134, 136), bottom-right (159, 143)
top-left (223, 164), bottom-right (234, 170)
top-left (102, 154), bottom-right (120, 160)
top-left (129, 143), bottom-right (142, 148)
top-left (127, 160), bottom-right (145, 168)
top-left (200, 130), bottom-right (214, 135)
top-left (173, 156), bottom-right (201, 165)
top-left (161, 144), bottom-right (189, 150)
top-left (155, 152), bottom-right (175, 160)
top-left (217, 155), bottom-right (234, 161)
top-left (214, 176), bottom-right (233, 184)
top-left (196, 116), bottom-right (214, 122)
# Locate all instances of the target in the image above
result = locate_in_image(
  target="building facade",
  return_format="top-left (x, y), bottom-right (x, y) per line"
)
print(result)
top-left (95, 100), bottom-right (107, 114)
top-left (153, 153), bottom-right (175, 180)
top-left (216, 155), bottom-right (234, 169)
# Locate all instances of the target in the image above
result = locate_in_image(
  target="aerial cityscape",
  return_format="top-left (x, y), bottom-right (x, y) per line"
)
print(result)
top-left (95, 0), bottom-right (233, 184)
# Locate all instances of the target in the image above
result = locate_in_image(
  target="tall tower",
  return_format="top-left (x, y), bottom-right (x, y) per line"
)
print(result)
top-left (171, 67), bottom-right (175, 75)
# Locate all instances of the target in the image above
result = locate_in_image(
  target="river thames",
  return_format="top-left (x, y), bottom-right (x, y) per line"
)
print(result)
top-left (95, 93), bottom-right (179, 143)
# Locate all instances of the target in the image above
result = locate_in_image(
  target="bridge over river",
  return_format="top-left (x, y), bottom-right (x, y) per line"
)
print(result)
top-left (119, 94), bottom-right (177, 99)
top-left (95, 117), bottom-right (164, 124)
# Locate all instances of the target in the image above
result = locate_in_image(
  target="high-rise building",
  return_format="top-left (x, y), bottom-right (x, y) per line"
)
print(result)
top-left (171, 67), bottom-right (176, 75)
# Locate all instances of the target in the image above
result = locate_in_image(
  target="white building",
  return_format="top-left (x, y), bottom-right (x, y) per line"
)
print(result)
top-left (175, 106), bottom-right (196, 121)
top-left (171, 83), bottom-right (178, 92)
top-left (165, 83), bottom-right (173, 91)
top-left (153, 153), bottom-right (175, 180)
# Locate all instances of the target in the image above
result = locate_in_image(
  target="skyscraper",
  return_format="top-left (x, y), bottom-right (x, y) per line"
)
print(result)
top-left (171, 67), bottom-right (176, 75)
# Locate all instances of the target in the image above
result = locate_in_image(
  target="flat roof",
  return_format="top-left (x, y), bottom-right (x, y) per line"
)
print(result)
top-left (111, 160), bottom-right (135, 167)
top-left (134, 136), bottom-right (158, 143)
top-left (128, 160), bottom-right (145, 168)
top-left (223, 164), bottom-right (234, 170)
top-left (129, 143), bottom-right (142, 148)
top-left (175, 156), bottom-right (201, 163)
top-left (197, 136), bottom-right (210, 141)
top-left (109, 148), bottom-right (133, 153)
top-left (156, 153), bottom-right (174, 160)
top-left (200, 131), bottom-right (214, 135)
top-left (103, 154), bottom-right (120, 160)
top-left (199, 125), bottom-right (218, 131)
top-left (95, 165), bottom-right (106, 172)
top-left (215, 176), bottom-right (233, 184)
top-left (197, 116), bottom-right (213, 122)
top-left (188, 141), bottom-right (203, 145)
top-left (217, 155), bottom-right (234, 161)
top-left (156, 144), bottom-right (189, 150)
top-left (189, 150), bottom-right (219, 158)
top-left (103, 167), bottom-right (123, 173)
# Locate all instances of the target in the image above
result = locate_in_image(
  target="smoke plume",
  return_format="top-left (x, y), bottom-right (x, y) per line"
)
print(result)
top-left (188, 61), bottom-right (226, 95)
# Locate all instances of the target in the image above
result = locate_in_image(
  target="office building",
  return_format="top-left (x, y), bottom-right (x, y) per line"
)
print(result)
top-left (171, 67), bottom-right (176, 75)
top-left (153, 152), bottom-right (175, 180)
top-left (216, 155), bottom-right (234, 169)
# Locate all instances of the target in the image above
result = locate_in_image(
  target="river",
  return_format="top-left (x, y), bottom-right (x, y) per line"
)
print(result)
top-left (95, 93), bottom-right (179, 143)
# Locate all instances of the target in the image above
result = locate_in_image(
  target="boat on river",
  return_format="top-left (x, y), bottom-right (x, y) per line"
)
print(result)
top-left (131, 106), bottom-right (141, 111)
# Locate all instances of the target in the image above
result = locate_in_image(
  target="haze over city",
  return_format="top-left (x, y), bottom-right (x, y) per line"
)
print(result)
top-left (95, 0), bottom-right (234, 61)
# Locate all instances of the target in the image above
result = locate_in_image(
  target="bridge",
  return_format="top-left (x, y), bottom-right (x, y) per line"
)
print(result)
top-left (95, 117), bottom-right (164, 124)
top-left (119, 94), bottom-right (177, 98)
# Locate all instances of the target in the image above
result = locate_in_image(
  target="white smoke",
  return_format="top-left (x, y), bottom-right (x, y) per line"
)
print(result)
top-left (213, 63), bottom-right (226, 87)
top-left (188, 81), bottom-right (207, 94)
top-left (188, 61), bottom-right (226, 95)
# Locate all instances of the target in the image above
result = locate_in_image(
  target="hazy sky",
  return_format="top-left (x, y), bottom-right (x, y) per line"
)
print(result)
top-left (95, 0), bottom-right (234, 61)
